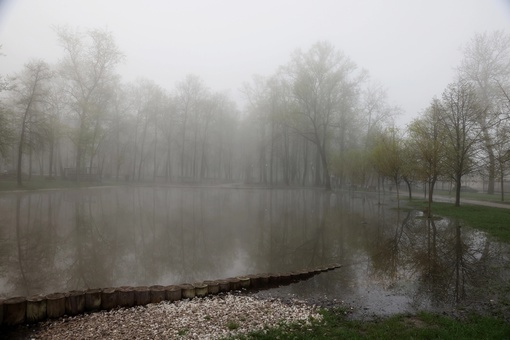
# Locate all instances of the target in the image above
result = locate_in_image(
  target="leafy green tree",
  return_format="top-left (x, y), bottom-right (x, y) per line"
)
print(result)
top-left (408, 99), bottom-right (448, 215)
top-left (439, 80), bottom-right (483, 206)
top-left (371, 128), bottom-right (405, 207)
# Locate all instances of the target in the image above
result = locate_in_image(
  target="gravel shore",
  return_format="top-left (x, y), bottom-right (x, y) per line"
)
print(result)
top-left (13, 293), bottom-right (322, 339)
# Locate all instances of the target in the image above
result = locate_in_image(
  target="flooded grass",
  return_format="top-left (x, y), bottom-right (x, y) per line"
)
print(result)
top-left (236, 309), bottom-right (510, 339)
top-left (0, 177), bottom-right (113, 192)
top-left (408, 200), bottom-right (510, 243)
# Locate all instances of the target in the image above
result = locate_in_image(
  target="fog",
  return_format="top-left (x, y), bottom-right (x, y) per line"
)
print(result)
top-left (0, 0), bottom-right (509, 124)
top-left (1, 1), bottom-right (509, 185)
top-left (1, 0), bottom-right (510, 320)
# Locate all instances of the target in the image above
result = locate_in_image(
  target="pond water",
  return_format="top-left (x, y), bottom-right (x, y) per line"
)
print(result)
top-left (1, 186), bottom-right (509, 316)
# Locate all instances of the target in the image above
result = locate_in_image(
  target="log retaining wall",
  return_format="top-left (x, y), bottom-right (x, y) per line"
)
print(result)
top-left (0, 264), bottom-right (342, 328)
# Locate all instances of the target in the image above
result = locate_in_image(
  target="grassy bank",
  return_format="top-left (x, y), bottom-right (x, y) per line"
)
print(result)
top-left (239, 198), bottom-right (510, 339)
top-left (431, 189), bottom-right (510, 204)
top-left (407, 200), bottom-right (510, 243)
top-left (0, 177), bottom-right (114, 192)
top-left (235, 309), bottom-right (510, 339)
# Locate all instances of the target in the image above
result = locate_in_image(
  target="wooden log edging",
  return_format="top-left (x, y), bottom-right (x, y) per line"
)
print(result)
top-left (0, 263), bottom-right (342, 328)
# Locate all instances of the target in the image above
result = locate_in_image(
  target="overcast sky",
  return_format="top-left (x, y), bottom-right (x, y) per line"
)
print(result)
top-left (0, 0), bottom-right (509, 125)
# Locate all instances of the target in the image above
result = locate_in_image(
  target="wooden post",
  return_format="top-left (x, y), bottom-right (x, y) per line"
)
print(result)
top-left (217, 280), bottom-right (230, 292)
top-left (85, 289), bottom-right (102, 312)
top-left (226, 278), bottom-right (241, 291)
top-left (26, 295), bottom-right (46, 323)
top-left (180, 284), bottom-right (195, 299)
top-left (279, 273), bottom-right (292, 284)
top-left (246, 275), bottom-right (262, 288)
top-left (193, 283), bottom-right (208, 297)
top-left (134, 286), bottom-right (150, 306)
top-left (268, 274), bottom-right (281, 286)
top-left (164, 286), bottom-right (182, 302)
top-left (101, 288), bottom-right (118, 310)
top-left (2, 297), bottom-right (26, 326)
top-left (236, 277), bottom-right (251, 289)
top-left (65, 290), bottom-right (85, 316)
top-left (203, 281), bottom-right (220, 295)
top-left (46, 293), bottom-right (65, 319)
top-left (259, 274), bottom-right (270, 286)
top-left (117, 287), bottom-right (135, 307)
top-left (150, 285), bottom-right (166, 303)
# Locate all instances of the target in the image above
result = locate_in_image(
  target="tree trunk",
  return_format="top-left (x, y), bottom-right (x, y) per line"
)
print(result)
top-left (200, 117), bottom-right (211, 181)
top-left (270, 123), bottom-right (275, 186)
top-left (427, 178), bottom-right (436, 218)
top-left (314, 147), bottom-right (321, 186)
top-left (137, 115), bottom-right (149, 181)
top-left (165, 140), bottom-right (172, 182)
top-left (501, 171), bottom-right (505, 202)
top-left (17, 105), bottom-right (32, 186)
top-left (394, 177), bottom-right (400, 209)
top-left (16, 126), bottom-right (26, 186)
top-left (302, 139), bottom-right (308, 186)
top-left (48, 138), bottom-right (54, 179)
top-left (405, 179), bottom-right (412, 199)
top-left (153, 117), bottom-right (158, 182)
top-left (192, 126), bottom-right (198, 179)
top-left (181, 118), bottom-right (187, 178)
top-left (28, 144), bottom-right (32, 181)
top-left (317, 142), bottom-right (331, 190)
top-left (76, 127), bottom-right (84, 182)
top-left (454, 175), bottom-right (462, 207)
top-left (487, 149), bottom-right (495, 194)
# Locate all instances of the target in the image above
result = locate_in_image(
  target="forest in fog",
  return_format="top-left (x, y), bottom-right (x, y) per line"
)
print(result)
top-left (1, 27), bottom-right (510, 204)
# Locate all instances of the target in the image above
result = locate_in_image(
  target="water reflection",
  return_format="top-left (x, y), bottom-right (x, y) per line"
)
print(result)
top-left (0, 187), bottom-right (508, 315)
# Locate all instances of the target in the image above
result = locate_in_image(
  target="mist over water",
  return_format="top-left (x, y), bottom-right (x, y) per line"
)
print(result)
top-left (1, 187), bottom-right (508, 315)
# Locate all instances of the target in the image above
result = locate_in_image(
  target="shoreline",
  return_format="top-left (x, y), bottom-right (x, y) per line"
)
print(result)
top-left (2, 292), bottom-right (322, 340)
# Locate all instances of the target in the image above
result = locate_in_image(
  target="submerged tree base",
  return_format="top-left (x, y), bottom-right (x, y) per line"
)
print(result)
top-left (407, 200), bottom-right (510, 243)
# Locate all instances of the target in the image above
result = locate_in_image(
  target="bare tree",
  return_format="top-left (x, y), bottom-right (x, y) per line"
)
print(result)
top-left (0, 46), bottom-right (14, 162)
top-left (56, 26), bottom-right (123, 180)
top-left (284, 41), bottom-right (364, 189)
top-left (159, 94), bottom-right (177, 182)
top-left (42, 77), bottom-right (67, 179)
top-left (10, 60), bottom-right (52, 186)
top-left (458, 31), bottom-right (510, 194)
top-left (175, 75), bottom-right (207, 179)
top-left (129, 78), bottom-right (164, 181)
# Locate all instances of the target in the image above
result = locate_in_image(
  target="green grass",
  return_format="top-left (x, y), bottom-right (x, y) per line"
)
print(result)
top-left (430, 189), bottom-right (510, 204)
top-left (231, 309), bottom-right (510, 340)
top-left (227, 320), bottom-right (240, 331)
top-left (0, 177), bottom-right (115, 192)
top-left (408, 200), bottom-right (510, 243)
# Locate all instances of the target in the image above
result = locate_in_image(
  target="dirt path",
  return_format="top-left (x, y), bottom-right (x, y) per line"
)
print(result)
top-left (434, 195), bottom-right (510, 209)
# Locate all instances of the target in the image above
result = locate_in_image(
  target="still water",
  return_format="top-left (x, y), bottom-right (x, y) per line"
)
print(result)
top-left (1, 186), bottom-right (509, 315)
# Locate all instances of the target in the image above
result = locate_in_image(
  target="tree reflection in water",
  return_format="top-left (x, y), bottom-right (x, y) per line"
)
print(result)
top-left (0, 187), bottom-right (509, 316)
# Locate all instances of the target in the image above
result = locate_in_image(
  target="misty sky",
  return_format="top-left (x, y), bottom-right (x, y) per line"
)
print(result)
top-left (0, 0), bottom-right (509, 125)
